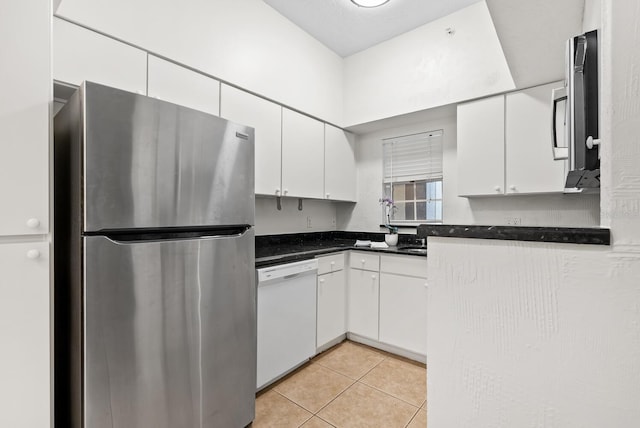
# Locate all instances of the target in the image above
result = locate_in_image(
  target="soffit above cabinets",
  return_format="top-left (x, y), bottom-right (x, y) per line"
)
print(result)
top-left (262, 0), bottom-right (482, 57)
top-left (485, 0), bottom-right (585, 88)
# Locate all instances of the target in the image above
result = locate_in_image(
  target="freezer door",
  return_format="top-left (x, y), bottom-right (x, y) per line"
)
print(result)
top-left (83, 229), bottom-right (256, 428)
top-left (82, 82), bottom-right (254, 232)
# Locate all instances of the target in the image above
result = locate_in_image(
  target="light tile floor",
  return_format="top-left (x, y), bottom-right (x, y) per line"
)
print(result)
top-left (251, 340), bottom-right (427, 428)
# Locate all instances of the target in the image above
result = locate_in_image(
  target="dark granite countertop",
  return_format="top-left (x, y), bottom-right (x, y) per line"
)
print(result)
top-left (417, 224), bottom-right (610, 245)
top-left (255, 231), bottom-right (427, 268)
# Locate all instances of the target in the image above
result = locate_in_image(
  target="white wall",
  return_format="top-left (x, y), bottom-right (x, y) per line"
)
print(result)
top-left (338, 112), bottom-right (458, 232)
top-left (427, 0), bottom-right (640, 425)
top-left (338, 109), bottom-right (600, 233)
top-left (343, 1), bottom-right (515, 127)
top-left (255, 197), bottom-right (338, 236)
top-left (55, 0), bottom-right (344, 125)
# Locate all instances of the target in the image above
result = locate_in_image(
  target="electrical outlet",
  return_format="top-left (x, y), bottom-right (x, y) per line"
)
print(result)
top-left (306, 216), bottom-right (312, 229)
top-left (506, 217), bottom-right (522, 226)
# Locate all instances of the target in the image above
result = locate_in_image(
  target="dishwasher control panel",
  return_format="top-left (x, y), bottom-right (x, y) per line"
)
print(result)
top-left (257, 259), bottom-right (318, 283)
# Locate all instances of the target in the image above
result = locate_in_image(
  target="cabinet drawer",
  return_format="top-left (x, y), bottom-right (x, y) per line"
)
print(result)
top-left (317, 253), bottom-right (345, 275)
top-left (380, 254), bottom-right (427, 278)
top-left (349, 252), bottom-right (380, 272)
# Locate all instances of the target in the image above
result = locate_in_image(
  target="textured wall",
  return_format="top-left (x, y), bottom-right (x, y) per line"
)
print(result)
top-left (427, 237), bottom-right (640, 427)
top-left (427, 0), bottom-right (640, 425)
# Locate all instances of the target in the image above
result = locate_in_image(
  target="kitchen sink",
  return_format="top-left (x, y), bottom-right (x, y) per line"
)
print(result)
top-left (397, 246), bottom-right (427, 254)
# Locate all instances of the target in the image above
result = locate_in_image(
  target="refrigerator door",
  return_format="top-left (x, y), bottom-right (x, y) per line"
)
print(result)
top-left (83, 229), bottom-right (256, 428)
top-left (81, 82), bottom-right (255, 232)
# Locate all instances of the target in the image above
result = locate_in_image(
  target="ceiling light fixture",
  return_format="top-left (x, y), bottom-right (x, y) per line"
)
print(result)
top-left (350, 0), bottom-right (390, 8)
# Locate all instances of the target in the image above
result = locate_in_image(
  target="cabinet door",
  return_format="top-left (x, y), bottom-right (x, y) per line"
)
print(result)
top-left (379, 273), bottom-right (428, 356)
top-left (53, 18), bottom-right (147, 94)
top-left (0, 242), bottom-right (50, 427)
top-left (317, 270), bottom-right (346, 349)
top-left (0, 0), bottom-right (49, 236)
top-left (348, 268), bottom-right (379, 340)
top-left (324, 125), bottom-right (356, 201)
top-left (282, 108), bottom-right (324, 199)
top-left (505, 82), bottom-right (567, 194)
top-left (147, 55), bottom-right (220, 116)
top-left (457, 95), bottom-right (505, 196)
top-left (220, 84), bottom-right (282, 196)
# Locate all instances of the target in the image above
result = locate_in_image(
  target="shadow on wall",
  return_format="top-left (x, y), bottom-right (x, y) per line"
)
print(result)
top-left (255, 197), bottom-right (339, 235)
top-left (466, 193), bottom-right (600, 227)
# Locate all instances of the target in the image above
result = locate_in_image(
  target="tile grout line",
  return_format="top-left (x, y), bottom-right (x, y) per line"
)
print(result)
top-left (308, 376), bottom-right (357, 420)
top-left (272, 341), bottom-right (425, 427)
top-left (357, 378), bottom-right (425, 409)
top-left (271, 389), bottom-right (315, 420)
top-left (403, 405), bottom-right (422, 428)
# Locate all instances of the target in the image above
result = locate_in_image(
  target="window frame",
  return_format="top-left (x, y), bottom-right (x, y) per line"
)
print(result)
top-left (381, 130), bottom-right (444, 225)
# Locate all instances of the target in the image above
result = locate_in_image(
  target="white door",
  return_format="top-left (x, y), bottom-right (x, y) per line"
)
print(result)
top-left (281, 108), bottom-right (324, 199)
top-left (505, 82), bottom-right (567, 194)
top-left (147, 55), bottom-right (220, 116)
top-left (317, 270), bottom-right (346, 348)
top-left (457, 95), bottom-right (505, 196)
top-left (0, 242), bottom-right (50, 427)
top-left (324, 125), bottom-right (356, 201)
top-left (220, 84), bottom-right (282, 196)
top-left (379, 273), bottom-right (428, 355)
top-left (0, 0), bottom-right (50, 236)
top-left (348, 268), bottom-right (379, 340)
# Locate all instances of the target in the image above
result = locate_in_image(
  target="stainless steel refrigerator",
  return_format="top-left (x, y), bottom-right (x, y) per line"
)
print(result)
top-left (54, 82), bottom-right (256, 427)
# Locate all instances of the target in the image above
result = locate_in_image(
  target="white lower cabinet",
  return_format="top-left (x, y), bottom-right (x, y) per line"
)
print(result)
top-left (347, 253), bottom-right (380, 341)
top-left (317, 269), bottom-right (346, 349)
top-left (379, 273), bottom-right (428, 355)
top-left (0, 241), bottom-right (50, 427)
top-left (378, 254), bottom-right (428, 356)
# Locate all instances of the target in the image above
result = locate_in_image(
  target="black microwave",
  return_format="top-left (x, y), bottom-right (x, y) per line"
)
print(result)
top-left (552, 30), bottom-right (599, 190)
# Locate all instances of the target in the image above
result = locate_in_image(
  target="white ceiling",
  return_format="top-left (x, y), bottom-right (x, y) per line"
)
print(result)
top-left (262, 0), bottom-right (483, 57)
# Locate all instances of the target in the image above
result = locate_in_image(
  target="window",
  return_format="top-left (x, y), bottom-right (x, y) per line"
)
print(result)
top-left (382, 131), bottom-right (443, 223)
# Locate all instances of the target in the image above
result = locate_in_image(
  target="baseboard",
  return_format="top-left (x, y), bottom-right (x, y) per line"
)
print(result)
top-left (347, 333), bottom-right (427, 364)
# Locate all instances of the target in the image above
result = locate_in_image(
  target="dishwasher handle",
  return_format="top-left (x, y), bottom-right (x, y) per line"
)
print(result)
top-left (282, 272), bottom-right (309, 280)
top-left (257, 259), bottom-right (319, 284)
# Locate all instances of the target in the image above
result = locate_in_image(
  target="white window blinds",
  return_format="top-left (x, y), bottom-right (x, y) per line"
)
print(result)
top-left (382, 130), bottom-right (443, 183)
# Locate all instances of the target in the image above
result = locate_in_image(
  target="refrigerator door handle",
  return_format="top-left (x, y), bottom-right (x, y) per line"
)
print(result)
top-left (98, 226), bottom-right (252, 244)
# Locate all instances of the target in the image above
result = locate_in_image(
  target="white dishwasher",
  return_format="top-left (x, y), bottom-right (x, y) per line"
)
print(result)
top-left (256, 259), bottom-right (318, 390)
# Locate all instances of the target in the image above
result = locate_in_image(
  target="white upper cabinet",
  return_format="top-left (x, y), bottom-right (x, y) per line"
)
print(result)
top-left (324, 125), bottom-right (357, 202)
top-left (457, 94), bottom-right (505, 196)
top-left (0, 241), bottom-right (50, 427)
top-left (505, 82), bottom-right (566, 194)
top-left (458, 82), bottom-right (567, 197)
top-left (147, 55), bottom-right (220, 116)
top-left (281, 108), bottom-right (325, 199)
top-left (0, 0), bottom-right (50, 236)
top-left (220, 84), bottom-right (282, 196)
top-left (53, 18), bottom-right (147, 94)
